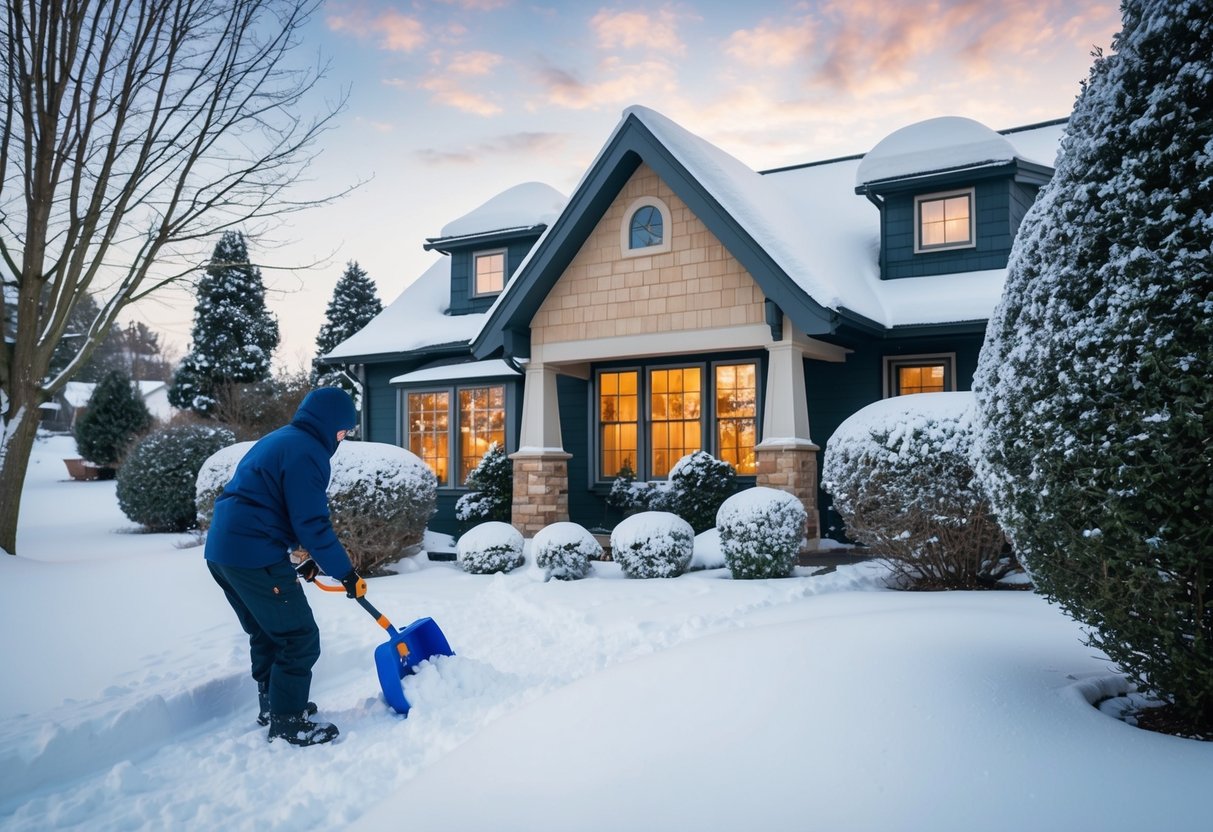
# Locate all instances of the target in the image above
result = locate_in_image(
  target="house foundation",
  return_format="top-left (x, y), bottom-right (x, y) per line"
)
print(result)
top-left (755, 441), bottom-right (821, 545)
top-left (510, 450), bottom-right (572, 536)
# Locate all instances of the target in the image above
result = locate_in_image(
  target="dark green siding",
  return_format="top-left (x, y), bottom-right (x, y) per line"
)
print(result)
top-left (1009, 181), bottom-right (1040, 236)
top-left (807, 332), bottom-right (985, 539)
top-left (558, 375), bottom-right (609, 530)
top-left (365, 362), bottom-right (408, 444)
top-left (448, 238), bottom-right (541, 316)
top-left (882, 180), bottom-right (1015, 278)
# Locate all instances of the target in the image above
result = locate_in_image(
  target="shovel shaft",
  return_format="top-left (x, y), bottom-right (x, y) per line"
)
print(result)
top-left (356, 596), bottom-right (398, 635)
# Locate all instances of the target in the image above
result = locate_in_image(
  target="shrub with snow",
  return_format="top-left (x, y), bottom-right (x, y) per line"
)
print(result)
top-left (456, 521), bottom-right (525, 574)
top-left (972, 0), bottom-right (1213, 729)
top-left (666, 451), bottom-right (738, 534)
top-left (822, 393), bottom-right (1008, 588)
top-left (118, 424), bottom-right (236, 532)
top-left (455, 442), bottom-right (512, 528)
top-left (196, 440), bottom-right (437, 573)
top-left (609, 512), bottom-right (693, 579)
top-left (716, 487), bottom-right (805, 580)
top-left (533, 522), bottom-right (600, 581)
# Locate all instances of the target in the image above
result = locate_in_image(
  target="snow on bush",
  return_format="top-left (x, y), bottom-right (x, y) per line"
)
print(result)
top-left (455, 442), bottom-right (512, 528)
top-left (117, 424), bottom-right (236, 532)
top-left (972, 0), bottom-right (1213, 729)
top-left (822, 393), bottom-right (1009, 588)
top-left (716, 487), bottom-right (805, 579)
top-left (609, 511), bottom-right (694, 579)
top-left (196, 440), bottom-right (437, 573)
top-left (666, 450), bottom-right (738, 533)
top-left (457, 521), bottom-right (525, 574)
top-left (533, 522), bottom-right (600, 581)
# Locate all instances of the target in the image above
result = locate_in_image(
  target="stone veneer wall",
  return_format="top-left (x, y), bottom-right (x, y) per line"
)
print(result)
top-left (529, 163), bottom-right (766, 346)
top-left (755, 445), bottom-right (821, 545)
top-left (510, 452), bottom-right (571, 537)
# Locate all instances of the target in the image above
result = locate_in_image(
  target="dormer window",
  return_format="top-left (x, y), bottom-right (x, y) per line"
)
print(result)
top-left (914, 188), bottom-right (974, 253)
top-left (473, 249), bottom-right (506, 296)
top-left (620, 197), bottom-right (672, 257)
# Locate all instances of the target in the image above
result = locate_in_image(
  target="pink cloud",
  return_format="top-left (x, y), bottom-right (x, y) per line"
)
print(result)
top-left (724, 21), bottom-right (815, 69)
top-left (447, 50), bottom-right (505, 75)
top-left (416, 75), bottom-right (504, 116)
top-left (590, 9), bottom-right (685, 55)
top-left (326, 8), bottom-right (425, 52)
top-left (534, 58), bottom-right (679, 110)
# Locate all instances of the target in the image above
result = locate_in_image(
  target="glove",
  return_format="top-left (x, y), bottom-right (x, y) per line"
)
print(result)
top-left (295, 558), bottom-right (319, 583)
top-left (341, 569), bottom-right (367, 599)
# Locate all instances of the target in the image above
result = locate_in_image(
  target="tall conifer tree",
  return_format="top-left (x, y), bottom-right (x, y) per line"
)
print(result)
top-left (973, 0), bottom-right (1213, 729)
top-left (312, 261), bottom-right (383, 400)
top-left (169, 232), bottom-right (280, 415)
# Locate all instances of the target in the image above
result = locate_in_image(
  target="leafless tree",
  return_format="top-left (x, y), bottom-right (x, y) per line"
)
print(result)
top-left (0, 0), bottom-right (347, 554)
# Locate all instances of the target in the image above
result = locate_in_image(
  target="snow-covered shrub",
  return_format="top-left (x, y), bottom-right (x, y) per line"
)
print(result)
top-left (822, 393), bottom-right (1008, 588)
top-left (533, 522), bottom-right (600, 581)
top-left (605, 462), bottom-right (639, 514)
top-left (74, 370), bottom-right (152, 472)
top-left (196, 440), bottom-right (437, 573)
top-left (666, 451), bottom-right (738, 533)
top-left (716, 487), bottom-right (805, 579)
top-left (455, 442), bottom-right (512, 528)
top-left (972, 0), bottom-right (1213, 730)
top-left (609, 512), bottom-right (694, 579)
top-left (118, 424), bottom-right (236, 532)
top-left (457, 521), bottom-right (525, 574)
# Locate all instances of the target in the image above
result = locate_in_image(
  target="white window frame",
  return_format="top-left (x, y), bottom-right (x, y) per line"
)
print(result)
top-left (472, 248), bottom-right (508, 298)
top-left (619, 196), bottom-right (672, 258)
top-left (914, 188), bottom-right (976, 254)
top-left (882, 353), bottom-right (957, 398)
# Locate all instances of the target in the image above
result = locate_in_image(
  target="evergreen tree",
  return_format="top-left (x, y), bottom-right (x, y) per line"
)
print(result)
top-left (312, 261), bottom-right (383, 399)
top-left (972, 0), bottom-right (1213, 729)
top-left (74, 370), bottom-right (152, 469)
top-left (169, 232), bottom-right (280, 415)
top-left (47, 293), bottom-right (126, 383)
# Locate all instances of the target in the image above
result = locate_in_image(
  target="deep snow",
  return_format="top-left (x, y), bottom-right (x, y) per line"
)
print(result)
top-left (1, 435), bottom-right (1210, 831)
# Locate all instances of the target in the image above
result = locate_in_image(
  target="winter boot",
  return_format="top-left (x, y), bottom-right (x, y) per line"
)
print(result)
top-left (257, 684), bottom-right (317, 727)
top-left (267, 711), bottom-right (339, 747)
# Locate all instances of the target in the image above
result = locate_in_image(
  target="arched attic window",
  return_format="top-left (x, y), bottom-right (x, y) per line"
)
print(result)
top-left (620, 196), bottom-right (672, 257)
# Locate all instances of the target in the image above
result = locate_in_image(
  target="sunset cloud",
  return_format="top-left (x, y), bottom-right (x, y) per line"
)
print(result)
top-left (415, 131), bottom-right (566, 165)
top-left (435, 0), bottom-right (511, 10)
top-left (415, 74), bottom-right (504, 116)
top-left (590, 9), bottom-right (685, 55)
top-left (724, 20), bottom-right (815, 68)
top-left (327, 8), bottom-right (425, 52)
top-left (534, 58), bottom-right (679, 110)
top-left (447, 50), bottom-right (505, 75)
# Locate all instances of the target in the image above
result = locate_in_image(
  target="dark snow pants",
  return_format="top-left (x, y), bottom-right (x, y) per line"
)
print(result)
top-left (207, 560), bottom-right (321, 716)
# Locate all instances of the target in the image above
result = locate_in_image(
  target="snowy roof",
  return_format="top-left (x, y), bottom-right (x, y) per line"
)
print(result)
top-left (436, 182), bottom-right (567, 241)
top-left (63, 382), bottom-right (95, 408)
top-left (323, 258), bottom-right (487, 361)
top-left (390, 359), bottom-right (520, 385)
top-left (855, 116), bottom-right (1049, 187)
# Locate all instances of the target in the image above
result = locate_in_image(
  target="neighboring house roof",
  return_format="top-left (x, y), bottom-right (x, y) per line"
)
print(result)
top-left (62, 382), bottom-right (95, 408)
top-left (323, 258), bottom-right (488, 362)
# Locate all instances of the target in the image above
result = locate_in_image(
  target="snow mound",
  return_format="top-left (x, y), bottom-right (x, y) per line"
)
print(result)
top-left (856, 116), bottom-right (1022, 186)
top-left (439, 182), bottom-right (567, 239)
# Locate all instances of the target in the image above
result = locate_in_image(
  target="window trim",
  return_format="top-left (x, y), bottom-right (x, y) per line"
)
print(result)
top-left (619, 196), bottom-right (672, 258)
top-left (592, 358), bottom-right (763, 483)
top-left (913, 188), bottom-right (976, 254)
top-left (401, 381), bottom-right (513, 489)
top-left (882, 353), bottom-right (957, 398)
top-left (471, 248), bottom-right (509, 298)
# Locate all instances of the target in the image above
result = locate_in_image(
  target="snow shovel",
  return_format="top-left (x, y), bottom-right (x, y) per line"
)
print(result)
top-left (312, 579), bottom-right (454, 716)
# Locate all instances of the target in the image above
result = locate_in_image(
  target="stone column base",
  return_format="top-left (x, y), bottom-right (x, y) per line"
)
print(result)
top-left (509, 450), bottom-right (572, 537)
top-left (755, 441), bottom-right (821, 546)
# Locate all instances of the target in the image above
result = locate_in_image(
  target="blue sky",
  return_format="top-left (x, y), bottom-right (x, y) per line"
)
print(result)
top-left (132, 0), bottom-right (1122, 369)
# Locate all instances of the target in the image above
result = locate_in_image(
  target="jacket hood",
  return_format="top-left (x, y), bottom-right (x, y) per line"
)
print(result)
top-left (292, 387), bottom-right (358, 455)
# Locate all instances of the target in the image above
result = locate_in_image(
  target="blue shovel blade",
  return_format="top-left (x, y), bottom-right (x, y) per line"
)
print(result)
top-left (372, 617), bottom-right (454, 716)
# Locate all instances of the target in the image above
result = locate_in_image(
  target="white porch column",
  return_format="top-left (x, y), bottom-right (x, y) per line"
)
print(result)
top-left (511, 362), bottom-right (571, 536)
top-left (756, 335), bottom-right (821, 544)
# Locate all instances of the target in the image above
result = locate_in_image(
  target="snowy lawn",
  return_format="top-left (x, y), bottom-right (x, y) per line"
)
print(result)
top-left (1, 435), bottom-right (1209, 831)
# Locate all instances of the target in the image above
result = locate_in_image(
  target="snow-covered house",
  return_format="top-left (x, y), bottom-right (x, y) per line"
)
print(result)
top-left (41, 379), bottom-right (176, 431)
top-left (323, 107), bottom-right (1065, 539)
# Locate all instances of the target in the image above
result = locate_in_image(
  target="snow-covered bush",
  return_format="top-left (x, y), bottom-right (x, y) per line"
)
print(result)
top-left (196, 440), bottom-right (437, 573)
top-left (533, 522), bottom-right (600, 581)
top-left (972, 0), bottom-right (1213, 730)
top-left (74, 370), bottom-right (152, 472)
top-left (822, 393), bottom-right (1008, 588)
top-left (609, 512), bottom-right (694, 579)
top-left (455, 442), bottom-right (512, 528)
top-left (457, 521), bottom-right (525, 574)
top-left (118, 424), bottom-right (236, 532)
top-left (716, 487), bottom-right (805, 580)
top-left (666, 451), bottom-right (738, 534)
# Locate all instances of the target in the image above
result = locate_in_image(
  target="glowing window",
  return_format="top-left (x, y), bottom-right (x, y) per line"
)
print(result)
top-left (649, 367), bottom-right (702, 478)
top-left (715, 363), bottom-right (757, 475)
top-left (458, 386), bottom-right (506, 483)
top-left (474, 250), bottom-right (506, 296)
top-left (915, 190), bottom-right (974, 252)
top-left (885, 355), bottom-right (954, 397)
top-left (600, 370), bottom-right (639, 478)
top-left (407, 391), bottom-right (450, 486)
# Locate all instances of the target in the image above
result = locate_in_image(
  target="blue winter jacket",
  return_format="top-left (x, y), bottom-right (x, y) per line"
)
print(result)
top-left (204, 388), bottom-right (359, 578)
